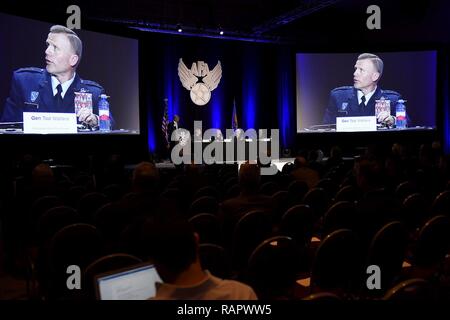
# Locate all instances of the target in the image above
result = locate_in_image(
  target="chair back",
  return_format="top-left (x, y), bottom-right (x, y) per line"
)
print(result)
top-left (311, 229), bottom-right (361, 295)
top-left (383, 278), bottom-right (434, 300)
top-left (78, 192), bottom-right (108, 223)
top-left (302, 188), bottom-right (331, 221)
top-left (193, 186), bottom-right (219, 201)
top-left (279, 205), bottom-right (315, 247)
top-left (431, 191), bottom-right (450, 216)
top-left (188, 196), bottom-right (219, 217)
top-left (37, 206), bottom-right (79, 244)
top-left (334, 185), bottom-right (360, 203)
top-left (47, 223), bottom-right (105, 299)
top-left (366, 221), bottom-right (408, 293)
top-left (232, 210), bottom-right (273, 271)
top-left (401, 193), bottom-right (430, 230)
top-left (322, 201), bottom-right (357, 237)
top-left (247, 236), bottom-right (301, 299)
top-left (413, 215), bottom-right (450, 267)
top-left (259, 181), bottom-right (279, 196)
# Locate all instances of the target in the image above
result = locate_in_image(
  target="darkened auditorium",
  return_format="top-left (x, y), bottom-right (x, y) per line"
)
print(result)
top-left (1, 0), bottom-right (450, 305)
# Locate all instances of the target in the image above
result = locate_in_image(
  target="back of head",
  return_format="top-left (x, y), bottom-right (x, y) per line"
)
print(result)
top-left (294, 156), bottom-right (308, 168)
top-left (239, 163), bottom-right (261, 194)
top-left (308, 150), bottom-right (319, 163)
top-left (32, 163), bottom-right (55, 186)
top-left (132, 162), bottom-right (159, 193)
top-left (31, 163), bottom-right (55, 198)
top-left (142, 218), bottom-right (197, 277)
top-left (354, 157), bottom-right (381, 191)
top-left (330, 146), bottom-right (342, 160)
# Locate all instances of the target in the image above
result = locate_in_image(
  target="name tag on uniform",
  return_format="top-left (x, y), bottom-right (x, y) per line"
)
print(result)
top-left (23, 112), bottom-right (77, 134)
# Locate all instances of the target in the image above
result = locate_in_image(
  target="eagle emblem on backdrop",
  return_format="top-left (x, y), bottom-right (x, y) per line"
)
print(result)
top-left (178, 58), bottom-right (222, 106)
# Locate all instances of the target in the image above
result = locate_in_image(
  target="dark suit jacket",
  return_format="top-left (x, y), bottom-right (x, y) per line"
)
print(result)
top-left (167, 121), bottom-right (179, 140)
top-left (322, 86), bottom-right (401, 125)
top-left (1, 67), bottom-right (105, 124)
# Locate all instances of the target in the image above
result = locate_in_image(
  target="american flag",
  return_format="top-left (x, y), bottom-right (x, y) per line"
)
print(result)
top-left (231, 99), bottom-right (238, 131)
top-left (162, 98), bottom-right (169, 147)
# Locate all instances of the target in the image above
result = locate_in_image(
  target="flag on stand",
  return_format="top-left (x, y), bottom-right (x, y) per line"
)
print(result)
top-left (231, 99), bottom-right (238, 131)
top-left (162, 98), bottom-right (169, 147)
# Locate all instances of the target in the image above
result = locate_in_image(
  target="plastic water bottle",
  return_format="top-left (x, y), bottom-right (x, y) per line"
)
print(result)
top-left (98, 94), bottom-right (110, 131)
top-left (395, 99), bottom-right (407, 129)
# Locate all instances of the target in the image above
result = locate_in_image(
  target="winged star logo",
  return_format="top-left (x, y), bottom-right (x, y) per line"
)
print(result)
top-left (178, 58), bottom-right (222, 106)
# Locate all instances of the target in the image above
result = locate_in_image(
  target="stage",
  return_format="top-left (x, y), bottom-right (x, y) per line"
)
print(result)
top-left (154, 158), bottom-right (296, 172)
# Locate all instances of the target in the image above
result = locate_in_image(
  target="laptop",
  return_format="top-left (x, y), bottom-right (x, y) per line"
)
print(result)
top-left (94, 263), bottom-right (162, 300)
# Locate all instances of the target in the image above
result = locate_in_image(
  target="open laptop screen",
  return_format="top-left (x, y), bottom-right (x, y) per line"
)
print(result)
top-left (95, 263), bottom-right (162, 300)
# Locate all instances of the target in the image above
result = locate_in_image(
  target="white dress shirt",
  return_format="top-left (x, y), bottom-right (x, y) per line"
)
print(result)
top-left (51, 73), bottom-right (76, 98)
top-left (357, 86), bottom-right (377, 106)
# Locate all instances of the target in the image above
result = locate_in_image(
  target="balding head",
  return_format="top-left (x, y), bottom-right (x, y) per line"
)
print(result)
top-left (32, 163), bottom-right (55, 191)
top-left (132, 162), bottom-right (159, 193)
top-left (294, 156), bottom-right (308, 168)
top-left (239, 163), bottom-right (261, 194)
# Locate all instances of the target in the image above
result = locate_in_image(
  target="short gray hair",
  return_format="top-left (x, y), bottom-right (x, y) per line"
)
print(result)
top-left (358, 53), bottom-right (383, 76)
top-left (49, 25), bottom-right (82, 67)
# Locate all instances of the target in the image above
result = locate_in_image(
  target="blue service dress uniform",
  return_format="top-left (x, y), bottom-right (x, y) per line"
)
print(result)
top-left (322, 86), bottom-right (402, 125)
top-left (1, 67), bottom-right (104, 123)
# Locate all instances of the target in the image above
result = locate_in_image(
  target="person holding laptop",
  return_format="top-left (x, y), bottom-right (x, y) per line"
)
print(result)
top-left (142, 218), bottom-right (257, 300)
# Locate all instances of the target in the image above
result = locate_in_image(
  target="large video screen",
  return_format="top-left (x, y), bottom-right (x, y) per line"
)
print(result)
top-left (296, 51), bottom-right (437, 133)
top-left (0, 13), bottom-right (139, 134)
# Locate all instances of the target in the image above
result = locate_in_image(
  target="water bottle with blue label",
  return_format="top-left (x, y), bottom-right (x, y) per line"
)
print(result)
top-left (395, 99), bottom-right (407, 129)
top-left (98, 94), bottom-right (110, 132)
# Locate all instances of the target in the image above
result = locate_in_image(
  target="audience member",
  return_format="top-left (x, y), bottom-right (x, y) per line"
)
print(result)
top-left (143, 218), bottom-right (257, 300)
top-left (218, 163), bottom-right (273, 248)
top-left (291, 156), bottom-right (320, 189)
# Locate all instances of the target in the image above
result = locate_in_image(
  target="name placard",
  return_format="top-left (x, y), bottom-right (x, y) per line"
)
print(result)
top-left (336, 116), bottom-right (377, 132)
top-left (23, 112), bottom-right (77, 134)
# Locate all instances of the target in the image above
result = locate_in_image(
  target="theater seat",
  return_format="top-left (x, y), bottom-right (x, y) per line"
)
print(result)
top-left (383, 278), bottom-right (434, 300)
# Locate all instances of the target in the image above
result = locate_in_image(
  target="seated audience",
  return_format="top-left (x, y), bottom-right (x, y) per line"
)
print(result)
top-left (218, 163), bottom-right (273, 247)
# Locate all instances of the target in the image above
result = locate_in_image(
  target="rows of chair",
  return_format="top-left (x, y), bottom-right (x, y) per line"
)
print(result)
top-left (0, 149), bottom-right (449, 300)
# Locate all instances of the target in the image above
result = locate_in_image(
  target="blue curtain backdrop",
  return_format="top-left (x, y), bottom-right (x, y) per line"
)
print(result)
top-left (443, 51), bottom-right (450, 154)
top-left (143, 34), bottom-right (296, 155)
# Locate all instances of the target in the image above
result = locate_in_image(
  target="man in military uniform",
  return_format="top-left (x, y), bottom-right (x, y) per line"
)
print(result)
top-left (1, 25), bottom-right (104, 129)
top-left (323, 53), bottom-right (400, 127)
